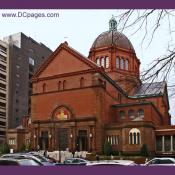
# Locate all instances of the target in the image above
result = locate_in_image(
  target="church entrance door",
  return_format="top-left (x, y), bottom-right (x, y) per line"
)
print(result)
top-left (76, 130), bottom-right (88, 151)
top-left (57, 128), bottom-right (69, 151)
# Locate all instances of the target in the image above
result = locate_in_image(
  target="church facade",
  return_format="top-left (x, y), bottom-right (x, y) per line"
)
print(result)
top-left (31, 18), bottom-right (175, 155)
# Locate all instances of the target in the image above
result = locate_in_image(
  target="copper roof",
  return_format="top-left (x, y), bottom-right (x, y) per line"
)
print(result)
top-left (91, 30), bottom-right (135, 52)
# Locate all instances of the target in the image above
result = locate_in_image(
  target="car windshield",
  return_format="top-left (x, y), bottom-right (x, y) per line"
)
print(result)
top-left (32, 154), bottom-right (48, 162)
top-left (18, 159), bottom-right (41, 166)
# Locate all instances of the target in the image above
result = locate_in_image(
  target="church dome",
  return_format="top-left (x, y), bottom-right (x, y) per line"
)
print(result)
top-left (91, 30), bottom-right (135, 52)
top-left (91, 17), bottom-right (135, 52)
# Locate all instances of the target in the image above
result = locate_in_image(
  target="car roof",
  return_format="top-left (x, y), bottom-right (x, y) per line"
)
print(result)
top-left (152, 157), bottom-right (175, 160)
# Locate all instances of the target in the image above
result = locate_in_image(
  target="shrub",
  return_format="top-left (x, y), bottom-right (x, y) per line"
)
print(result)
top-left (112, 150), bottom-right (119, 156)
top-left (140, 144), bottom-right (149, 156)
top-left (0, 142), bottom-right (10, 154)
top-left (20, 143), bottom-right (27, 152)
top-left (103, 140), bottom-right (113, 156)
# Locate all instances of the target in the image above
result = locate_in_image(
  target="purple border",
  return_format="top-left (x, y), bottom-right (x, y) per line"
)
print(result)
top-left (1, 0), bottom-right (175, 175)
top-left (0, 166), bottom-right (175, 175)
top-left (0, 0), bottom-right (175, 9)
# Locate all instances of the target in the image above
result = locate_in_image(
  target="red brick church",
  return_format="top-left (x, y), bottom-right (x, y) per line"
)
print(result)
top-left (30, 17), bottom-right (175, 155)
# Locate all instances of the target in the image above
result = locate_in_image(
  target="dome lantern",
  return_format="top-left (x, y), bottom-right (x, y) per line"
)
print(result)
top-left (109, 16), bottom-right (117, 30)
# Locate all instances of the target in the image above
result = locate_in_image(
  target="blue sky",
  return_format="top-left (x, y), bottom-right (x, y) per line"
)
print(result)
top-left (0, 9), bottom-right (175, 123)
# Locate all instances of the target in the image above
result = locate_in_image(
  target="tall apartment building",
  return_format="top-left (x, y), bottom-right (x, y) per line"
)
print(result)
top-left (3, 32), bottom-right (52, 129)
top-left (0, 40), bottom-right (9, 143)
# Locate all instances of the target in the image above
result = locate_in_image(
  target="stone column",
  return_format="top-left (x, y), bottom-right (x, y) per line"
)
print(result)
top-left (162, 136), bottom-right (165, 152)
top-left (170, 135), bottom-right (173, 152)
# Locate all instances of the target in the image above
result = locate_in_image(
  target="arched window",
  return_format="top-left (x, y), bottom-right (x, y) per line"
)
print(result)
top-left (105, 56), bottom-right (109, 68)
top-left (110, 136), bottom-right (113, 145)
top-left (125, 59), bottom-right (129, 70)
top-left (128, 109), bottom-right (135, 119)
top-left (80, 77), bottom-right (85, 88)
top-left (119, 110), bottom-right (125, 119)
top-left (101, 57), bottom-right (105, 67)
top-left (63, 80), bottom-right (67, 90)
top-left (43, 83), bottom-right (46, 92)
top-left (138, 109), bottom-right (144, 119)
top-left (137, 133), bottom-right (140, 144)
top-left (116, 56), bottom-right (120, 69)
top-left (120, 58), bottom-right (124, 69)
top-left (58, 81), bottom-right (61, 91)
top-left (129, 133), bottom-right (133, 144)
top-left (133, 133), bottom-right (137, 144)
top-left (129, 128), bottom-right (141, 144)
top-left (96, 58), bottom-right (100, 66)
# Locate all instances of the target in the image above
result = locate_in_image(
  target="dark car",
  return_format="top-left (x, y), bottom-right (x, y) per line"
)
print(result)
top-left (0, 158), bottom-right (42, 166)
top-left (28, 152), bottom-right (55, 165)
top-left (1, 153), bottom-right (54, 166)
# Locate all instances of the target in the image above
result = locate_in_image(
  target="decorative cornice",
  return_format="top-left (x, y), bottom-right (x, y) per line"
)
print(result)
top-left (32, 69), bottom-right (97, 82)
top-left (32, 116), bottom-right (97, 124)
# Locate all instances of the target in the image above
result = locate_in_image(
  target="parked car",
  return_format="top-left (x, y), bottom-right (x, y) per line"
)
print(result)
top-left (28, 152), bottom-right (56, 165)
top-left (144, 157), bottom-right (175, 166)
top-left (1, 153), bottom-right (54, 166)
top-left (0, 158), bottom-right (42, 166)
top-left (86, 160), bottom-right (137, 166)
top-left (56, 158), bottom-right (90, 165)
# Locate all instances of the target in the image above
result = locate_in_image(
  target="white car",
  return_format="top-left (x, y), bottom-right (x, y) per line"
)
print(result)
top-left (86, 160), bottom-right (137, 166)
top-left (144, 157), bottom-right (175, 166)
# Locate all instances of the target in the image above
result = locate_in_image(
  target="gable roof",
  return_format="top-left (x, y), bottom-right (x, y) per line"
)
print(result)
top-left (33, 41), bottom-right (101, 79)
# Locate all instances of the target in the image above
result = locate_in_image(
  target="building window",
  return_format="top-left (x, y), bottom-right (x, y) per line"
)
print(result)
top-left (125, 59), bottom-right (129, 70)
top-left (120, 58), bottom-right (124, 69)
top-left (106, 57), bottom-right (109, 68)
top-left (128, 109), bottom-right (135, 119)
top-left (96, 58), bottom-right (100, 66)
top-left (63, 80), bottom-right (67, 90)
top-left (101, 57), bottom-right (105, 67)
top-left (0, 64), bottom-right (6, 71)
top-left (0, 54), bottom-right (7, 62)
top-left (137, 133), bottom-right (140, 144)
top-left (80, 77), bottom-right (85, 88)
top-left (119, 110), bottom-right (125, 119)
top-left (29, 57), bottom-right (35, 66)
top-left (129, 133), bottom-right (133, 144)
top-left (26, 139), bottom-right (30, 145)
top-left (43, 83), bottom-right (46, 92)
top-left (0, 45), bottom-right (7, 52)
top-left (129, 128), bottom-right (141, 144)
top-left (58, 81), bottom-right (62, 91)
top-left (0, 73), bottom-right (6, 80)
top-left (107, 135), bottom-right (119, 145)
top-left (9, 138), bottom-right (16, 145)
top-left (0, 83), bottom-right (6, 89)
top-left (116, 56), bottom-right (120, 69)
top-left (0, 92), bottom-right (6, 99)
top-left (0, 102), bottom-right (6, 108)
top-left (138, 109), bottom-right (144, 119)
